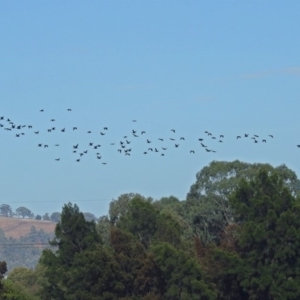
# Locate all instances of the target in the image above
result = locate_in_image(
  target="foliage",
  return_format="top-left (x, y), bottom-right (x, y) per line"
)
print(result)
top-left (0, 204), bottom-right (13, 217)
top-left (215, 169), bottom-right (300, 299)
top-left (16, 207), bottom-right (33, 219)
top-left (50, 212), bottom-right (61, 222)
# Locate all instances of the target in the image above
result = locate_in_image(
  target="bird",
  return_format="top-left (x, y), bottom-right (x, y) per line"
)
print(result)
top-left (237, 136), bottom-right (241, 139)
top-left (219, 140), bottom-right (223, 143)
top-left (201, 143), bottom-right (206, 147)
top-left (34, 131), bottom-right (39, 134)
top-left (87, 131), bottom-right (91, 133)
top-left (148, 148), bottom-right (153, 151)
top-left (244, 134), bottom-right (249, 137)
top-left (175, 144), bottom-right (179, 147)
top-left (118, 149), bottom-right (122, 153)
top-left (132, 120), bottom-right (137, 122)
top-left (170, 138), bottom-right (175, 141)
top-left (161, 153), bottom-right (165, 156)
top-left (67, 109), bottom-right (72, 111)
top-left (171, 129), bottom-right (175, 133)
top-left (220, 135), bottom-right (224, 138)
top-left (269, 135), bottom-right (274, 138)
top-left (143, 152), bottom-right (147, 154)
top-left (262, 139), bottom-right (266, 143)
top-left (147, 139), bottom-right (151, 143)
top-left (126, 140), bottom-right (131, 144)
top-left (100, 132), bottom-right (105, 135)
top-left (254, 135), bottom-right (259, 138)
top-left (132, 130), bottom-right (136, 134)
top-left (180, 137), bottom-right (185, 140)
top-left (162, 147), bottom-right (167, 150)
top-left (76, 159), bottom-right (80, 162)
top-left (40, 109), bottom-right (44, 112)
top-left (38, 144), bottom-right (42, 147)
top-left (44, 145), bottom-right (48, 148)
top-left (97, 156), bottom-right (101, 159)
top-left (73, 144), bottom-right (79, 149)
top-left (158, 138), bottom-right (164, 141)
top-left (55, 158), bottom-right (60, 161)
top-left (141, 131), bottom-right (146, 134)
top-left (104, 127), bottom-right (108, 130)
top-left (50, 119), bottom-right (55, 122)
top-left (48, 129), bottom-right (52, 132)
top-left (198, 138), bottom-right (203, 141)
top-left (55, 144), bottom-right (59, 147)
top-left (190, 150), bottom-right (195, 153)
top-left (155, 148), bottom-right (159, 152)
top-left (61, 128), bottom-right (65, 132)
top-left (73, 127), bottom-right (77, 130)
top-left (297, 145), bottom-right (300, 148)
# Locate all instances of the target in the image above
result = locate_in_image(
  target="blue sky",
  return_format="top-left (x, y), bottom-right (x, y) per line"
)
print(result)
top-left (0, 1), bottom-right (299, 216)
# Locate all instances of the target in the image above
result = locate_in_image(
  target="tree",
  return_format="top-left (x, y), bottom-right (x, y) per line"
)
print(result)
top-left (35, 215), bottom-right (42, 220)
top-left (109, 193), bottom-right (152, 226)
top-left (151, 243), bottom-right (216, 300)
top-left (40, 203), bottom-right (103, 299)
top-left (16, 207), bottom-right (32, 218)
top-left (185, 160), bottom-right (300, 244)
top-left (0, 204), bottom-right (13, 217)
top-left (50, 212), bottom-right (61, 222)
top-left (42, 213), bottom-right (50, 221)
top-left (97, 215), bottom-right (111, 246)
top-left (215, 169), bottom-right (300, 299)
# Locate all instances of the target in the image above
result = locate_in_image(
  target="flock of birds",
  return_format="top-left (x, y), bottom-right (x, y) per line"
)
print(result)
top-left (0, 108), bottom-right (278, 165)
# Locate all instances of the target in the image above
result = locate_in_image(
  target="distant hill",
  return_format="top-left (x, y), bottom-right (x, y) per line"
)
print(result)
top-left (0, 216), bottom-right (55, 239)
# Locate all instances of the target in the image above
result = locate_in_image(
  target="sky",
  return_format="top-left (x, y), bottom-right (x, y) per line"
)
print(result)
top-left (0, 1), bottom-right (300, 217)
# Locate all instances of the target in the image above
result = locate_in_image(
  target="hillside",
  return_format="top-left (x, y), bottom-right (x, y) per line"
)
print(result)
top-left (0, 216), bottom-right (56, 239)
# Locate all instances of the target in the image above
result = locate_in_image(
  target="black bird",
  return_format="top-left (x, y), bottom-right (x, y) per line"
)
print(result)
top-left (158, 138), bottom-right (164, 141)
top-left (205, 148), bottom-right (211, 152)
top-left (73, 144), bottom-right (79, 149)
top-left (120, 141), bottom-right (124, 145)
top-left (87, 131), bottom-right (91, 133)
top-left (124, 136), bottom-right (127, 138)
top-left (17, 125), bottom-right (21, 129)
top-left (180, 137), bottom-right (185, 140)
top-left (110, 143), bottom-right (115, 145)
top-left (190, 150), bottom-right (195, 153)
top-left (48, 129), bottom-right (52, 132)
top-left (148, 148), bottom-right (153, 151)
top-left (201, 143), bottom-right (206, 147)
top-left (175, 144), bottom-right (179, 147)
top-left (0, 117), bottom-right (3, 120)
top-left (76, 159), bottom-right (80, 162)
top-left (102, 162), bottom-right (107, 165)
top-left (40, 109), bottom-right (44, 112)
top-left (118, 149), bottom-right (122, 153)
top-left (171, 129), bottom-right (175, 133)
top-left (198, 138), bottom-right (203, 141)
top-left (21, 133), bottom-right (25, 135)
top-left (207, 133), bottom-right (212, 136)
top-left (97, 156), bottom-right (101, 159)
top-left (126, 140), bottom-right (131, 144)
top-left (67, 109), bottom-right (72, 111)
top-left (4, 128), bottom-right (11, 131)
top-left (147, 139), bottom-right (151, 143)
top-left (132, 120), bottom-right (137, 122)
top-left (55, 158), bottom-right (60, 161)
top-left (44, 145), bottom-right (48, 148)
top-left (132, 130), bottom-right (136, 134)
top-left (244, 134), bottom-right (249, 137)
top-left (125, 153), bottom-right (130, 156)
top-left (121, 145), bottom-right (126, 148)
top-left (61, 128), bottom-right (65, 132)
top-left (219, 140), bottom-right (223, 143)
top-left (237, 136), bottom-right (241, 139)
top-left (220, 135), bottom-right (224, 138)
top-left (28, 125), bottom-right (32, 129)
top-left (94, 146), bottom-right (98, 149)
top-left (84, 150), bottom-right (88, 154)
top-left (80, 153), bottom-right (84, 157)
top-left (269, 135), bottom-right (274, 138)
top-left (262, 139), bottom-right (266, 143)
top-left (133, 134), bottom-right (138, 137)
top-left (38, 144), bottom-right (42, 147)
top-left (73, 151), bottom-right (77, 153)
top-left (51, 119), bottom-right (55, 122)
top-left (254, 140), bottom-right (258, 143)
top-left (73, 127), bottom-right (77, 130)
top-left (155, 148), bottom-right (159, 152)
top-left (170, 138), bottom-right (175, 141)
top-left (143, 152), bottom-right (147, 154)
top-left (254, 135), bottom-right (259, 138)
top-left (141, 131), bottom-right (146, 134)
top-left (104, 127), bottom-right (108, 130)
top-left (34, 131), bottom-right (39, 134)
top-left (297, 145), bottom-right (300, 148)
top-left (15, 134), bottom-right (20, 137)
top-left (100, 132), bottom-right (105, 135)
top-left (161, 153), bottom-right (165, 156)
top-left (162, 147), bottom-right (167, 150)
top-left (11, 125), bottom-right (15, 128)
top-left (212, 137), bottom-right (216, 139)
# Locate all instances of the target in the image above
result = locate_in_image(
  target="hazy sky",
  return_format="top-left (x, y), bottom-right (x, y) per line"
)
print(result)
top-left (1, 1), bottom-right (300, 216)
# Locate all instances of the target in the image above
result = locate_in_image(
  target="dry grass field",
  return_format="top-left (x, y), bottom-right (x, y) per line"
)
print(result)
top-left (0, 216), bottom-right (56, 239)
